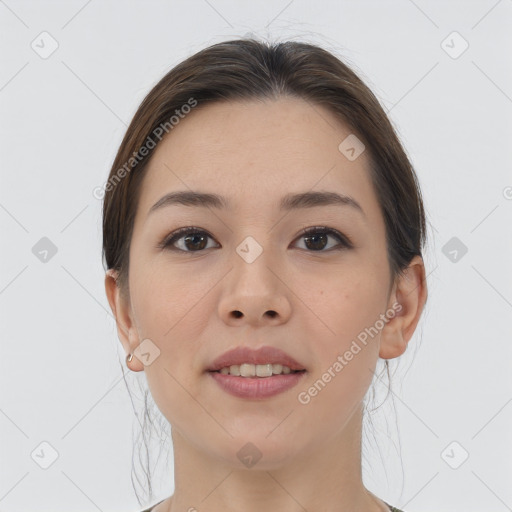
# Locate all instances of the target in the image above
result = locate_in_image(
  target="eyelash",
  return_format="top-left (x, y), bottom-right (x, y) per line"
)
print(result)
top-left (158, 225), bottom-right (353, 253)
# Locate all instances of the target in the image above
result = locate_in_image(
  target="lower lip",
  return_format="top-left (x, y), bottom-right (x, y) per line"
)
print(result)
top-left (208, 371), bottom-right (307, 399)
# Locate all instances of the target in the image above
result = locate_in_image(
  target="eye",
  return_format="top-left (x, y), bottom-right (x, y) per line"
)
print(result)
top-left (158, 226), bottom-right (218, 252)
top-left (293, 226), bottom-right (353, 252)
top-left (158, 225), bottom-right (353, 253)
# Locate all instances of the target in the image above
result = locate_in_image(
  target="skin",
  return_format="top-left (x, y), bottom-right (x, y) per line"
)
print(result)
top-left (105, 97), bottom-right (427, 512)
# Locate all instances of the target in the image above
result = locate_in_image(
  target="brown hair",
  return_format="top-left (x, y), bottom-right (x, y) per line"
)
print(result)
top-left (102, 37), bottom-right (427, 296)
top-left (101, 37), bottom-right (428, 503)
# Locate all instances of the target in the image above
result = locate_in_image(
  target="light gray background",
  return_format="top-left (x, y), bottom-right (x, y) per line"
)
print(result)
top-left (1, 1), bottom-right (511, 511)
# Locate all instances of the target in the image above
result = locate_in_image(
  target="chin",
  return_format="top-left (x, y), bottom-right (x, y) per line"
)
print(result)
top-left (209, 431), bottom-right (307, 471)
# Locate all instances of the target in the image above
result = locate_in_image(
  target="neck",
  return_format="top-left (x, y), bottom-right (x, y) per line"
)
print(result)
top-left (167, 403), bottom-right (388, 512)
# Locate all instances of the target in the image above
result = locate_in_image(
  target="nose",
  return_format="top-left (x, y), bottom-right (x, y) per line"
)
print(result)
top-left (217, 245), bottom-right (292, 327)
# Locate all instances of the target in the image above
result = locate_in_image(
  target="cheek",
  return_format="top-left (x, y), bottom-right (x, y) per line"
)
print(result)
top-left (310, 269), bottom-right (387, 345)
top-left (135, 279), bottom-right (206, 428)
top-left (296, 281), bottom-right (382, 426)
top-left (130, 260), bottom-right (214, 387)
top-left (131, 256), bottom-right (210, 338)
top-left (301, 273), bottom-right (386, 407)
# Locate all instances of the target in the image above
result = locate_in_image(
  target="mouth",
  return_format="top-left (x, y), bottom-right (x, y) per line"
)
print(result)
top-left (208, 364), bottom-right (306, 377)
top-left (205, 345), bottom-right (307, 374)
top-left (205, 345), bottom-right (307, 399)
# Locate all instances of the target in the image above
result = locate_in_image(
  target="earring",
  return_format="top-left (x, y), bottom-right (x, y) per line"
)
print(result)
top-left (126, 353), bottom-right (133, 366)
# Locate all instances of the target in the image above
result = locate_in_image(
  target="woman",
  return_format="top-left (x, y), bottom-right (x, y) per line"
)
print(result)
top-left (103, 37), bottom-right (428, 512)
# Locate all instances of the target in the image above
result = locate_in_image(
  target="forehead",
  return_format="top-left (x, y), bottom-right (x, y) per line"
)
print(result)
top-left (136, 97), bottom-right (380, 223)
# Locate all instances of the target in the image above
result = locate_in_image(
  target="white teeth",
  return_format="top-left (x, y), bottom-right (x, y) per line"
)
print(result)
top-left (217, 363), bottom-right (298, 377)
top-left (255, 364), bottom-right (272, 377)
top-left (272, 364), bottom-right (283, 374)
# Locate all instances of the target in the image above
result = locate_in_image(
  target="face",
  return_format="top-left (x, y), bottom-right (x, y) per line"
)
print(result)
top-left (121, 97), bottom-right (398, 468)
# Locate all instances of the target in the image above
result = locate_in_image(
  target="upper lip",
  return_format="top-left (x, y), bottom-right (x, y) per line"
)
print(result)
top-left (206, 345), bottom-right (306, 372)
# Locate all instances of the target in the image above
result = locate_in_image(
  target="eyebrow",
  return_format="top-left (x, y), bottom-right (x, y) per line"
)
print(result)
top-left (148, 190), bottom-right (366, 218)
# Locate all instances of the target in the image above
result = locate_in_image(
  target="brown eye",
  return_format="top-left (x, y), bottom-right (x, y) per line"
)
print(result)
top-left (159, 226), bottom-right (352, 254)
top-left (294, 226), bottom-right (353, 252)
top-left (160, 227), bottom-right (218, 252)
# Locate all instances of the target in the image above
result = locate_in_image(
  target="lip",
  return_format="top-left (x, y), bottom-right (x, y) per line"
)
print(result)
top-left (205, 345), bottom-right (306, 372)
top-left (208, 371), bottom-right (307, 399)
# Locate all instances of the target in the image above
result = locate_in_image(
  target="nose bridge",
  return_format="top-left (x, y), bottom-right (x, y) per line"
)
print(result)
top-left (226, 204), bottom-right (278, 267)
top-left (232, 232), bottom-right (278, 291)
top-left (217, 229), bottom-right (292, 324)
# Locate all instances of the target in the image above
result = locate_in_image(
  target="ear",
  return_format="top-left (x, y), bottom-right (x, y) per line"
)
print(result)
top-left (380, 255), bottom-right (428, 359)
top-left (105, 269), bottom-right (144, 371)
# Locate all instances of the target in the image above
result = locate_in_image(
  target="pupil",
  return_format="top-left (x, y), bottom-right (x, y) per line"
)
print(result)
top-left (185, 234), bottom-right (207, 250)
top-left (306, 233), bottom-right (327, 250)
